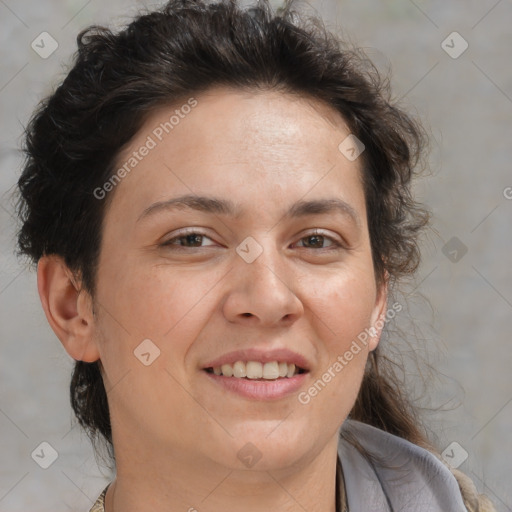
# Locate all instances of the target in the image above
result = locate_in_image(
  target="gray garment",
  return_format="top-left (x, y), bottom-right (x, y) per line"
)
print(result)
top-left (338, 420), bottom-right (467, 511)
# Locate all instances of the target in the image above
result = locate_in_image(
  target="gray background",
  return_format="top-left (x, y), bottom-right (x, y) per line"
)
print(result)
top-left (1, 0), bottom-right (511, 510)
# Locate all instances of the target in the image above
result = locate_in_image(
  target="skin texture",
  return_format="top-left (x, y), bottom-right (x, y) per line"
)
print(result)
top-left (37, 86), bottom-right (388, 512)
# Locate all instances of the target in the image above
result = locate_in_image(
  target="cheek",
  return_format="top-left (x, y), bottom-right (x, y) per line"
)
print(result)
top-left (97, 259), bottom-right (217, 337)
top-left (94, 262), bottom-right (227, 380)
top-left (301, 273), bottom-right (374, 417)
top-left (306, 269), bottom-right (377, 351)
top-left (93, 264), bottom-right (204, 428)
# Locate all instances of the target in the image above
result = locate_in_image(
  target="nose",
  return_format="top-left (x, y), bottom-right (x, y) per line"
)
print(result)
top-left (222, 240), bottom-right (304, 326)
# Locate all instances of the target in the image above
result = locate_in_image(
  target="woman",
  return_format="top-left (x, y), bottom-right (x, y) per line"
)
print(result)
top-left (16, 0), bottom-right (496, 510)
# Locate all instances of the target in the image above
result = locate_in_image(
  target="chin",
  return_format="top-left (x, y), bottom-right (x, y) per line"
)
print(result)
top-left (217, 427), bottom-right (312, 471)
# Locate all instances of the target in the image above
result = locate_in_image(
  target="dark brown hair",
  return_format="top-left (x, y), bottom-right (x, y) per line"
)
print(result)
top-left (16, 0), bottom-right (432, 461)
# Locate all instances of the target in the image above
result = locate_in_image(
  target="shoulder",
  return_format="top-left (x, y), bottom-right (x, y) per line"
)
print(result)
top-left (338, 419), bottom-right (496, 512)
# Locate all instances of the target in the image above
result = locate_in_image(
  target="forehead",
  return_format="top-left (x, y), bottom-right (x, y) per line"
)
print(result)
top-left (106, 86), bottom-right (365, 223)
top-left (117, 85), bottom-right (353, 165)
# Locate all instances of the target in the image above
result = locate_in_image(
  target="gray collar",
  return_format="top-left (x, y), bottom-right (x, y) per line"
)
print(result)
top-left (338, 420), bottom-right (467, 511)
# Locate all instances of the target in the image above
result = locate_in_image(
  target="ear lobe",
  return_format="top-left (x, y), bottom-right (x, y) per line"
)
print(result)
top-left (368, 270), bottom-right (390, 352)
top-left (37, 255), bottom-right (100, 362)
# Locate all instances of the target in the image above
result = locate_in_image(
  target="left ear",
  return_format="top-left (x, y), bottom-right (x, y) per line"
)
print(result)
top-left (368, 270), bottom-right (390, 352)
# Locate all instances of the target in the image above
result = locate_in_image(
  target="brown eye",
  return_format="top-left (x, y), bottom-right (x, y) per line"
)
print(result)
top-left (294, 231), bottom-right (343, 250)
top-left (175, 234), bottom-right (204, 247)
top-left (161, 231), bottom-right (216, 249)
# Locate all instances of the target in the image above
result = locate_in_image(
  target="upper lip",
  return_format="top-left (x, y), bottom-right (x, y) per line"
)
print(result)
top-left (202, 348), bottom-right (311, 371)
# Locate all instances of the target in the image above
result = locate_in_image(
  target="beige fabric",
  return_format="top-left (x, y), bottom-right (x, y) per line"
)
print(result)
top-left (428, 449), bottom-right (497, 512)
top-left (450, 467), bottom-right (498, 512)
top-left (89, 485), bottom-right (108, 512)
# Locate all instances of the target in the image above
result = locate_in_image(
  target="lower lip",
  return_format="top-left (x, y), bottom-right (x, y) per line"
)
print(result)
top-left (202, 370), bottom-right (309, 400)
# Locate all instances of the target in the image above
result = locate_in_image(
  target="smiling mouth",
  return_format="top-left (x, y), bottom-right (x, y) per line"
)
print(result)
top-left (204, 361), bottom-right (308, 380)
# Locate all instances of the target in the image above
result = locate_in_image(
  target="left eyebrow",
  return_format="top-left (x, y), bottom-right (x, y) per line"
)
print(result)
top-left (284, 198), bottom-right (361, 228)
top-left (137, 194), bottom-right (361, 228)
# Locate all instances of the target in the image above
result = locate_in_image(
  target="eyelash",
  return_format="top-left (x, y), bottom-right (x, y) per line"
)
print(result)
top-left (160, 229), bottom-right (345, 251)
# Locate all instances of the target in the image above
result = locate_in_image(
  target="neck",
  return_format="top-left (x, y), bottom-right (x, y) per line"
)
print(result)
top-left (104, 433), bottom-right (340, 512)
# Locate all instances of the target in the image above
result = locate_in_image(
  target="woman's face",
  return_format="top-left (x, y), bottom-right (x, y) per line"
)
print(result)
top-left (91, 87), bottom-right (388, 472)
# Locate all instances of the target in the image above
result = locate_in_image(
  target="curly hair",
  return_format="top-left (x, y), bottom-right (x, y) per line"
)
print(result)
top-left (17, 0), bottom-right (432, 459)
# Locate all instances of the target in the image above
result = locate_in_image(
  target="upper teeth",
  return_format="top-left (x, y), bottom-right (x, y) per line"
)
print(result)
top-left (211, 361), bottom-right (300, 379)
